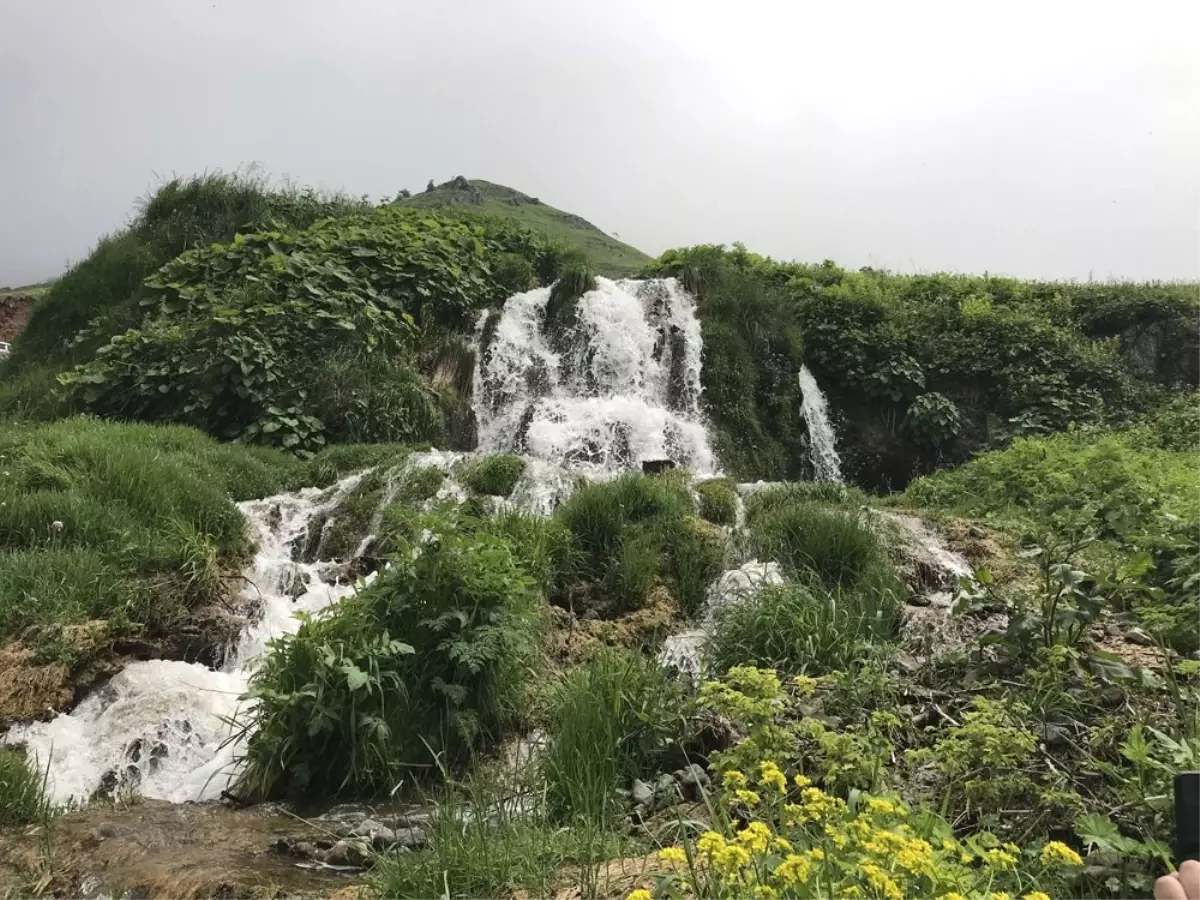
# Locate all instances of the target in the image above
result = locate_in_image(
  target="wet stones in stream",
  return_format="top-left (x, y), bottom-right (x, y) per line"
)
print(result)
top-left (270, 814), bottom-right (429, 870)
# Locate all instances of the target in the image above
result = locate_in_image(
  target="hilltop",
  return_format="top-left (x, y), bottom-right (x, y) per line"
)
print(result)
top-left (394, 176), bottom-right (652, 276)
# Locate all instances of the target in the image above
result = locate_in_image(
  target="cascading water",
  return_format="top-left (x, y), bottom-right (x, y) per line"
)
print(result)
top-left (473, 277), bottom-right (715, 474)
top-left (798, 364), bottom-right (843, 483)
top-left (5, 475), bottom-right (371, 804)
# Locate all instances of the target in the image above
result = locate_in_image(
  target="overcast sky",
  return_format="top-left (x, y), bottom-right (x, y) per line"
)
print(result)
top-left (1, 0), bottom-right (1197, 286)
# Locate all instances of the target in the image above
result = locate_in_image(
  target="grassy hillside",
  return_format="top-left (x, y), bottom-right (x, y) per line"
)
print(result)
top-left (395, 177), bottom-right (651, 277)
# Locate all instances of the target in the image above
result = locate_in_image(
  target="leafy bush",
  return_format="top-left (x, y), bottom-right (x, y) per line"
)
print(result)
top-left (705, 582), bottom-right (901, 677)
top-left (696, 477), bottom-right (738, 526)
top-left (541, 648), bottom-right (690, 823)
top-left (310, 350), bottom-right (445, 445)
top-left (0, 749), bottom-right (50, 826)
top-left (461, 454), bottom-right (526, 497)
top-left (235, 519), bottom-right (542, 800)
top-left (11, 172), bottom-right (370, 370)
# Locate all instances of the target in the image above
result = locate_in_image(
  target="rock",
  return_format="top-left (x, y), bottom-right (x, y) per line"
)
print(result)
top-left (631, 778), bottom-right (654, 806)
top-left (893, 652), bottom-right (921, 675)
top-left (325, 838), bottom-right (372, 867)
top-left (393, 826), bottom-right (427, 850)
top-left (654, 773), bottom-right (680, 805)
top-left (352, 818), bottom-right (397, 849)
top-left (641, 458), bottom-right (676, 475)
top-left (906, 594), bottom-right (932, 607)
top-left (1041, 723), bottom-right (1071, 748)
top-left (676, 763), bottom-right (709, 788)
top-left (1124, 627), bottom-right (1154, 646)
top-left (968, 525), bottom-right (985, 539)
top-left (1105, 624), bottom-right (1123, 637)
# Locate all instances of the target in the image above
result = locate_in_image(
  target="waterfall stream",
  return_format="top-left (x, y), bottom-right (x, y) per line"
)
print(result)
top-left (798, 364), bottom-right (843, 482)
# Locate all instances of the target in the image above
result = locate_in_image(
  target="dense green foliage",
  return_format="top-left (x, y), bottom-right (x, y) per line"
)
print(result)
top-left (235, 511), bottom-right (543, 800)
top-left (10, 173), bottom-right (370, 371)
top-left (696, 476), bottom-right (738, 526)
top-left (0, 419), bottom-right (298, 647)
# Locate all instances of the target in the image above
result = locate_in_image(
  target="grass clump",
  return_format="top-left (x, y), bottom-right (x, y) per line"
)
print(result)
top-left (541, 648), bottom-right (690, 824)
top-left (461, 453), bottom-right (526, 497)
top-left (0, 749), bottom-right (50, 826)
top-left (696, 477), bottom-right (738, 526)
top-left (554, 473), bottom-right (724, 615)
top-left (705, 582), bottom-right (901, 677)
top-left (235, 517), bottom-right (542, 800)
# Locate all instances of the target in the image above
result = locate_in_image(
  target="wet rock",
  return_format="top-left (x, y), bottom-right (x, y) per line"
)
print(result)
top-left (631, 778), bottom-right (654, 806)
top-left (325, 838), bottom-right (372, 867)
top-left (642, 458), bottom-right (676, 475)
top-left (675, 763), bottom-right (709, 788)
top-left (393, 826), bottom-right (427, 850)
top-left (353, 818), bottom-right (396, 849)
top-left (906, 594), bottom-right (932, 608)
top-left (893, 651), bottom-right (921, 675)
top-left (1041, 723), bottom-right (1071, 748)
top-left (654, 773), bottom-right (680, 805)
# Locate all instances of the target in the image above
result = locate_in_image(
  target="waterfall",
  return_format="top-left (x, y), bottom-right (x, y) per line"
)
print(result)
top-left (5, 475), bottom-right (371, 804)
top-left (798, 365), bottom-right (843, 483)
top-left (473, 277), bottom-right (715, 474)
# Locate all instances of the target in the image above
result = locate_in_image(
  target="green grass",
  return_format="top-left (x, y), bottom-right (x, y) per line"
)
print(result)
top-left (541, 648), bottom-right (690, 824)
top-left (395, 178), bottom-right (651, 277)
top-left (704, 581), bottom-right (901, 677)
top-left (746, 500), bottom-right (889, 591)
top-left (0, 418), bottom-right (300, 644)
top-left (460, 453), bottom-right (526, 497)
top-left (696, 477), bottom-right (738, 526)
top-left (0, 749), bottom-right (51, 827)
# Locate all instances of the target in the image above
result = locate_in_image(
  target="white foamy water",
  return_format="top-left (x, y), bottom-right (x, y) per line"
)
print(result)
top-left (6, 475), bottom-right (371, 804)
top-left (798, 365), bottom-right (843, 483)
top-left (474, 277), bottom-right (715, 474)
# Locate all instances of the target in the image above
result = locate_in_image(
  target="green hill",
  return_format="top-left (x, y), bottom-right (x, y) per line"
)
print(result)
top-left (394, 176), bottom-right (651, 276)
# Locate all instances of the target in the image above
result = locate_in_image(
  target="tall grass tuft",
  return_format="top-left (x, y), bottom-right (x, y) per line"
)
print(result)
top-left (541, 648), bottom-right (690, 824)
top-left (696, 477), bottom-right (738, 526)
top-left (704, 581), bottom-right (901, 677)
top-left (0, 748), bottom-right (52, 827)
top-left (747, 500), bottom-right (883, 590)
top-left (461, 454), bottom-right (527, 497)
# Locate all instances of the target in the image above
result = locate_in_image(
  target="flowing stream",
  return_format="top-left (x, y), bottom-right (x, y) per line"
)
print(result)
top-left (798, 364), bottom-right (843, 482)
top-left (6, 278), bottom-right (849, 805)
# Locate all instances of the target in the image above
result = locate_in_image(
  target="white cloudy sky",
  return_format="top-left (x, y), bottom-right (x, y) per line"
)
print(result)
top-left (1, 0), bottom-right (1197, 285)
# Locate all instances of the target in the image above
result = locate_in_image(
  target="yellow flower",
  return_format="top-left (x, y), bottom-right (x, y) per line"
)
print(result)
top-left (773, 853), bottom-right (813, 885)
top-left (758, 761), bottom-right (787, 793)
top-left (738, 821), bottom-right (773, 854)
top-left (842, 887), bottom-right (864, 900)
top-left (941, 838), bottom-right (957, 852)
top-left (862, 829), bottom-right (908, 857)
top-left (866, 797), bottom-right (907, 818)
top-left (984, 847), bottom-right (1019, 868)
top-left (808, 848), bottom-right (825, 861)
top-left (793, 674), bottom-right (818, 696)
top-left (1022, 893), bottom-right (1052, 900)
top-left (824, 823), bottom-right (849, 849)
top-left (859, 862), bottom-right (903, 900)
top-left (991, 893), bottom-right (1012, 900)
top-left (754, 887), bottom-right (779, 900)
top-left (938, 894), bottom-right (967, 900)
top-left (959, 852), bottom-right (974, 865)
top-left (896, 838), bottom-right (935, 874)
top-left (713, 844), bottom-right (751, 874)
top-left (1040, 841), bottom-right (1083, 867)
top-left (722, 770), bottom-right (748, 788)
top-left (732, 789), bottom-right (761, 808)
top-left (627, 891), bottom-right (652, 900)
top-left (697, 831), bottom-right (726, 856)
top-left (793, 773), bottom-right (812, 789)
top-left (772, 837), bottom-right (794, 853)
top-left (658, 847), bottom-right (687, 865)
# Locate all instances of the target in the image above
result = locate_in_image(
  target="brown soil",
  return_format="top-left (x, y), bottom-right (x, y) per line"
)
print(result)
top-left (0, 294), bottom-right (34, 344)
top-left (0, 801), bottom-right (356, 899)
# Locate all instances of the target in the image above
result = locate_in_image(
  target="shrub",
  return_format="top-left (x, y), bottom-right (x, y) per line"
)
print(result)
top-left (541, 648), bottom-right (690, 823)
top-left (461, 454), bottom-right (526, 497)
top-left (235, 520), bottom-right (542, 800)
top-left (696, 477), bottom-right (738, 526)
top-left (311, 350), bottom-right (445, 445)
top-left (0, 749), bottom-right (50, 827)
top-left (704, 582), bottom-right (901, 676)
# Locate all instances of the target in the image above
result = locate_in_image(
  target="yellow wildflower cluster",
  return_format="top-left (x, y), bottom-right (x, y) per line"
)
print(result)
top-left (642, 745), bottom-right (1072, 900)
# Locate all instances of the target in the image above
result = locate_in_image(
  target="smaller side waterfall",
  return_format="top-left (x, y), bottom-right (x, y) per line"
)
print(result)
top-left (798, 365), bottom-right (843, 483)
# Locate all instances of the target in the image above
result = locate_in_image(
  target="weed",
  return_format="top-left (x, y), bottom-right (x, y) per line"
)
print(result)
top-left (0, 748), bottom-right (51, 827)
top-left (461, 454), bottom-right (526, 497)
top-left (696, 477), bottom-right (738, 526)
